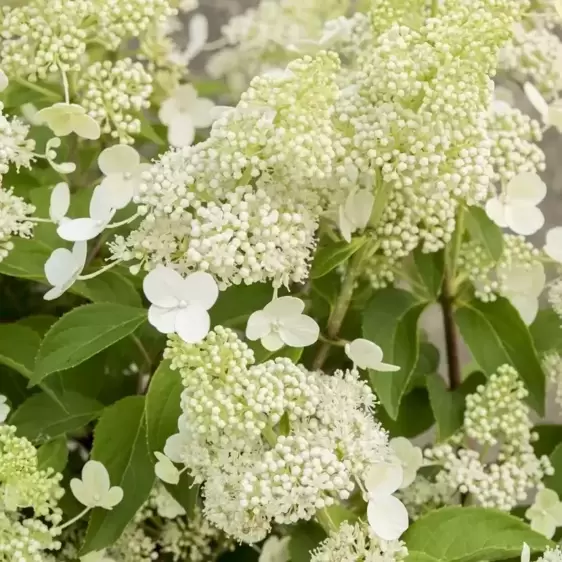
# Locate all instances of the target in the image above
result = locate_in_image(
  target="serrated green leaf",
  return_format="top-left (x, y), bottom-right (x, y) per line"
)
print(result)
top-left (465, 207), bottom-right (504, 261)
top-left (10, 391), bottom-right (103, 441)
top-left (17, 315), bottom-right (58, 336)
top-left (411, 248), bottom-right (445, 300)
top-left (403, 506), bottom-right (552, 562)
top-left (362, 288), bottom-right (427, 419)
top-left (37, 436), bottom-right (68, 473)
top-left (454, 297), bottom-right (545, 414)
top-left (33, 303), bottom-right (147, 384)
top-left (406, 552), bottom-right (442, 562)
top-left (72, 270), bottom-right (141, 307)
top-left (0, 237), bottom-right (52, 280)
top-left (530, 310), bottom-right (562, 354)
top-left (82, 396), bottom-right (154, 555)
top-left (310, 238), bottom-right (366, 279)
top-left (0, 324), bottom-right (41, 378)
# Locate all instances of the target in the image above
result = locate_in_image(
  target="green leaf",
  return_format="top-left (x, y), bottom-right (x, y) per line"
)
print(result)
top-left (406, 342), bottom-right (440, 392)
top-left (377, 388), bottom-right (435, 438)
top-left (140, 118), bottom-right (166, 146)
top-left (10, 391), bottom-right (103, 441)
top-left (82, 396), bottom-right (154, 555)
top-left (0, 324), bottom-right (41, 378)
top-left (454, 297), bottom-right (545, 414)
top-left (0, 237), bottom-right (52, 280)
top-left (362, 288), bottom-right (427, 419)
top-left (530, 310), bottom-right (562, 354)
top-left (211, 282), bottom-right (272, 328)
top-left (544, 443), bottom-right (562, 496)
top-left (17, 315), bottom-right (58, 336)
top-left (310, 238), bottom-right (366, 279)
top-left (406, 552), bottom-right (442, 562)
top-left (411, 248), bottom-right (445, 299)
top-left (145, 360), bottom-right (199, 516)
top-left (37, 436), bottom-right (69, 473)
top-left (72, 270), bottom-right (141, 307)
top-left (533, 425), bottom-right (562, 457)
top-left (465, 206), bottom-right (504, 261)
top-left (33, 303), bottom-right (147, 384)
top-left (403, 506), bottom-right (552, 562)
top-left (289, 521), bottom-right (327, 562)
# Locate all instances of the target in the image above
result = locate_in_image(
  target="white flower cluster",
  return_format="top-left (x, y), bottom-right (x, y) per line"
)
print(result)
top-left (538, 547), bottom-right (562, 562)
top-left (398, 475), bottom-right (455, 520)
top-left (0, 185), bottom-right (35, 263)
top-left (543, 352), bottom-right (562, 410)
top-left (78, 59), bottom-right (153, 144)
top-left (548, 279), bottom-right (562, 320)
top-left (425, 365), bottom-right (552, 511)
top-left (163, 326), bottom-right (389, 542)
top-left (0, 105), bottom-right (36, 175)
top-left (310, 520), bottom-right (408, 562)
top-left (0, 425), bottom-right (64, 561)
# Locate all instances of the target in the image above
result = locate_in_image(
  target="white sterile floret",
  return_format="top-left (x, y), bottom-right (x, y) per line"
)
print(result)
top-left (524, 82), bottom-right (562, 133)
top-left (43, 241), bottom-right (87, 301)
top-left (525, 489), bottom-right (562, 539)
top-left (259, 536), bottom-right (291, 562)
top-left (143, 264), bottom-right (219, 343)
top-left (49, 182), bottom-right (70, 224)
top-left (36, 103), bottom-right (101, 140)
top-left (0, 395), bottom-right (10, 423)
top-left (95, 145), bottom-right (150, 210)
top-left (57, 187), bottom-right (116, 242)
top-left (159, 84), bottom-right (216, 147)
top-left (365, 463), bottom-right (409, 541)
top-left (154, 452), bottom-right (180, 485)
top-left (338, 189), bottom-right (374, 243)
top-left (0, 69), bottom-right (8, 92)
top-left (345, 338), bottom-right (399, 372)
top-left (485, 172), bottom-right (546, 235)
top-left (545, 227), bottom-right (562, 263)
top-left (500, 262), bottom-right (545, 325)
top-left (522, 543), bottom-right (530, 562)
top-left (389, 437), bottom-right (423, 489)
top-left (246, 296), bottom-right (320, 351)
top-left (288, 16), bottom-right (352, 54)
top-left (70, 460), bottom-right (123, 509)
top-left (185, 13), bottom-right (209, 61)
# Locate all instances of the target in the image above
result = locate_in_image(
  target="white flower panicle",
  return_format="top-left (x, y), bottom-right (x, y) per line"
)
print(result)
top-left (310, 520), bottom-right (408, 562)
top-left (0, 185), bottom-right (35, 263)
top-left (543, 352), bottom-right (562, 410)
top-left (0, 104), bottom-right (36, 175)
top-left (163, 327), bottom-right (389, 542)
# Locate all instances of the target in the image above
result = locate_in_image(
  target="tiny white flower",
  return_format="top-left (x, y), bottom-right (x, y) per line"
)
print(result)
top-left (524, 82), bottom-right (562, 133)
top-left (485, 172), bottom-right (546, 235)
top-left (80, 550), bottom-right (116, 562)
top-left (365, 462), bottom-right (409, 541)
top-left (545, 227), bottom-right (562, 263)
top-left (95, 145), bottom-right (149, 210)
top-left (259, 535), bottom-right (291, 562)
top-left (389, 437), bottom-right (423, 489)
top-left (525, 488), bottom-right (562, 539)
top-left (338, 188), bottom-right (374, 242)
top-left (0, 395), bottom-right (10, 423)
top-left (246, 296), bottom-right (320, 351)
top-left (36, 103), bottom-right (100, 140)
top-left (154, 452), bottom-right (180, 485)
top-left (185, 13), bottom-right (209, 61)
top-left (521, 543), bottom-right (531, 562)
top-left (345, 338), bottom-right (400, 372)
top-left (43, 241), bottom-right (87, 301)
top-left (70, 460), bottom-right (124, 510)
top-left (0, 69), bottom-right (8, 92)
top-left (159, 84), bottom-right (216, 147)
top-left (57, 185), bottom-right (115, 242)
top-left (49, 182), bottom-right (70, 224)
top-left (143, 265), bottom-right (219, 343)
top-left (501, 262), bottom-right (545, 325)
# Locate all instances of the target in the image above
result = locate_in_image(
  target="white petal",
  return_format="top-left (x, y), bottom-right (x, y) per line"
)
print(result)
top-left (57, 218), bottom-right (106, 242)
top-left (246, 310), bottom-right (272, 341)
top-left (98, 145), bottom-right (140, 176)
top-left (73, 114), bottom-right (101, 140)
top-left (545, 227), bottom-right (562, 262)
top-left (506, 172), bottom-right (547, 206)
top-left (175, 304), bottom-right (211, 344)
top-left (367, 495), bottom-right (409, 541)
top-left (521, 543), bottom-right (531, 562)
top-left (0, 69), bottom-right (8, 92)
top-left (0, 402), bottom-right (11, 423)
top-left (279, 314), bottom-right (320, 347)
top-left (72, 240), bottom-right (88, 269)
top-left (344, 189), bottom-right (374, 230)
top-left (154, 452), bottom-right (180, 485)
top-left (89, 186), bottom-right (116, 221)
top-left (168, 115), bottom-right (195, 147)
top-left (485, 197), bottom-right (508, 227)
top-left (49, 182), bottom-right (70, 222)
top-left (185, 13), bottom-right (209, 59)
top-left (148, 305), bottom-right (178, 334)
top-left (100, 486), bottom-right (124, 510)
top-left (183, 271), bottom-right (219, 309)
top-left (158, 98), bottom-right (178, 126)
top-left (261, 332), bottom-right (285, 352)
top-left (524, 82), bottom-right (549, 121)
top-left (44, 285), bottom-right (67, 301)
top-left (548, 103), bottom-right (562, 133)
top-left (338, 205), bottom-right (353, 242)
top-left (502, 264), bottom-right (544, 296)
top-left (96, 177), bottom-right (135, 210)
top-left (345, 338), bottom-right (383, 369)
top-left (164, 433), bottom-right (186, 464)
top-left (509, 296), bottom-right (539, 325)
top-left (506, 205), bottom-right (544, 236)
top-left (70, 478), bottom-right (95, 507)
top-left (44, 248), bottom-right (75, 286)
top-left (263, 296), bottom-right (305, 319)
top-left (82, 460), bottom-right (111, 496)
top-left (143, 265), bottom-right (185, 307)
top-left (191, 98), bottom-right (216, 128)
top-left (365, 462), bottom-right (403, 497)
top-left (530, 514), bottom-right (556, 539)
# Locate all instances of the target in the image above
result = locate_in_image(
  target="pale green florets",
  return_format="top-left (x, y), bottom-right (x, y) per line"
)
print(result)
top-left (458, 234), bottom-right (541, 302)
top-left (398, 475), bottom-right (455, 520)
top-left (0, 106), bottom-right (36, 175)
top-left (164, 327), bottom-right (389, 542)
top-left (539, 547), bottom-right (562, 562)
top-left (543, 352), bottom-right (562, 410)
top-left (78, 59), bottom-right (153, 144)
top-left (548, 279), bottom-right (562, 319)
top-left (311, 521), bottom-right (408, 562)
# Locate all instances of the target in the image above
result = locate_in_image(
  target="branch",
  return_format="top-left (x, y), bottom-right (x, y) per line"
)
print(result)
top-left (440, 274), bottom-right (462, 390)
